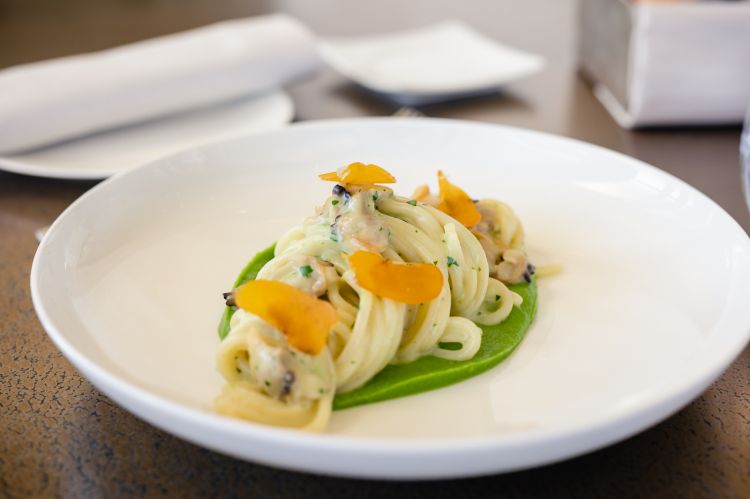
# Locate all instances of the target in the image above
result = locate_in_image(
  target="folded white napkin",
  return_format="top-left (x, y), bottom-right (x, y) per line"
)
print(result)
top-left (0, 14), bottom-right (318, 153)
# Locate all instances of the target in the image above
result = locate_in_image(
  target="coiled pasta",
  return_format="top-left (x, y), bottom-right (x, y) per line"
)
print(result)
top-left (215, 178), bottom-right (527, 431)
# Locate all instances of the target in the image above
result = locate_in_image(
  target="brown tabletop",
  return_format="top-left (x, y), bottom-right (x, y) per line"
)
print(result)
top-left (2, 1), bottom-right (749, 497)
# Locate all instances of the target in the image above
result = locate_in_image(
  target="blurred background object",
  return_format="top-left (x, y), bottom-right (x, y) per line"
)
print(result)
top-left (0, 0), bottom-right (576, 124)
top-left (0, 14), bottom-right (316, 154)
top-left (0, 0), bottom-right (571, 178)
top-left (0, 11), bottom-right (313, 178)
top-left (318, 21), bottom-right (544, 106)
top-left (742, 105), bottom-right (750, 211)
top-left (579, 0), bottom-right (750, 128)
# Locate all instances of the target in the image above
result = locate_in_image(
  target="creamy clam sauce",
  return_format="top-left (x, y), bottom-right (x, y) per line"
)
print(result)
top-left (320, 184), bottom-right (391, 253)
top-left (412, 184), bottom-right (534, 285)
top-left (236, 318), bottom-right (334, 404)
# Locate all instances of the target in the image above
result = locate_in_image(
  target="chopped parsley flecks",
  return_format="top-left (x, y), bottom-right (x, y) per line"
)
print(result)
top-left (331, 199), bottom-right (339, 206)
top-left (407, 199), bottom-right (417, 206)
top-left (447, 256), bottom-right (458, 267)
top-left (330, 233), bottom-right (340, 242)
top-left (372, 192), bottom-right (379, 202)
top-left (299, 265), bottom-right (313, 278)
top-left (495, 294), bottom-right (501, 302)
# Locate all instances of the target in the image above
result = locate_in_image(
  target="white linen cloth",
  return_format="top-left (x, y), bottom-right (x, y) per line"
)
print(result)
top-left (0, 14), bottom-right (318, 153)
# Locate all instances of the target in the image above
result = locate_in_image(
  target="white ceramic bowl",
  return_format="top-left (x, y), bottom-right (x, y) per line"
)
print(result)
top-left (31, 118), bottom-right (750, 479)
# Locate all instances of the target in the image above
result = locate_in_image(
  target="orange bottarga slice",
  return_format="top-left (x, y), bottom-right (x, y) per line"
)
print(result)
top-left (319, 162), bottom-right (397, 184)
top-left (437, 170), bottom-right (481, 227)
top-left (318, 172), bottom-right (340, 181)
top-left (348, 251), bottom-right (443, 305)
top-left (234, 280), bottom-right (338, 355)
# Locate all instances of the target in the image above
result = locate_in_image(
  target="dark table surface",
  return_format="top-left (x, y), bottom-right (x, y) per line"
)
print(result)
top-left (2, 0), bottom-right (748, 497)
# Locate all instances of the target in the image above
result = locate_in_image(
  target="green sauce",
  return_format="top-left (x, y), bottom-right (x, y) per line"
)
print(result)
top-left (218, 244), bottom-right (537, 410)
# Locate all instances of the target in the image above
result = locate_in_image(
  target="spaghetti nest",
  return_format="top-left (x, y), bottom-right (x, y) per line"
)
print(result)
top-left (215, 168), bottom-right (534, 431)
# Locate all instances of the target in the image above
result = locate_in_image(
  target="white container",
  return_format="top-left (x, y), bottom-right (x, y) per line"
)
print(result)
top-left (579, 0), bottom-right (750, 128)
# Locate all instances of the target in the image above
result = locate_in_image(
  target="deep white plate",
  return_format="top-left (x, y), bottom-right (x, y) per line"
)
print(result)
top-left (31, 119), bottom-right (750, 479)
top-left (319, 22), bottom-right (544, 106)
top-left (0, 90), bottom-right (292, 180)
